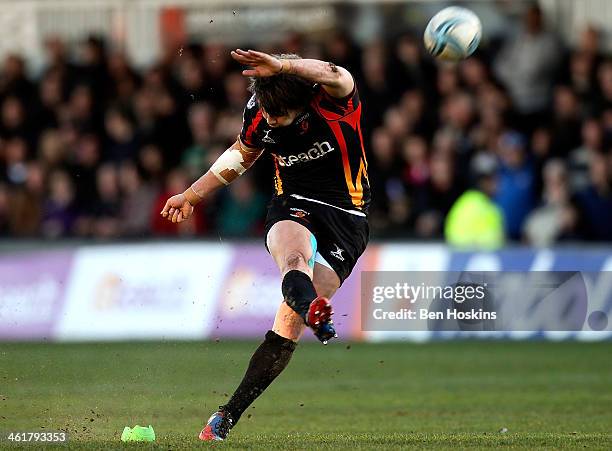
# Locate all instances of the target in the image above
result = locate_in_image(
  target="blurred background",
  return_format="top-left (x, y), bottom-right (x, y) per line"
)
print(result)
top-left (0, 0), bottom-right (611, 342)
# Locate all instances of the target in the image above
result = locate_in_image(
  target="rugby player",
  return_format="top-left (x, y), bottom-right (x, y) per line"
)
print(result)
top-left (160, 49), bottom-right (370, 441)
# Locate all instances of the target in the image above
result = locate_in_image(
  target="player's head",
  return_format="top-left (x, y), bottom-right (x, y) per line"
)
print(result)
top-left (249, 54), bottom-right (313, 128)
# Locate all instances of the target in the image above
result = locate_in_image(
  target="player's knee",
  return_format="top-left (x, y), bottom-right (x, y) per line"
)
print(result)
top-left (283, 251), bottom-right (310, 273)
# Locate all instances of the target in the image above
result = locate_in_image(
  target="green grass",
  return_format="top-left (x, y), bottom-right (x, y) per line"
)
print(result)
top-left (0, 341), bottom-right (611, 449)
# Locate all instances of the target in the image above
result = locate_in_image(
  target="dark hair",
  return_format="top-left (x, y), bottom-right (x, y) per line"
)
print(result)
top-left (248, 54), bottom-right (313, 117)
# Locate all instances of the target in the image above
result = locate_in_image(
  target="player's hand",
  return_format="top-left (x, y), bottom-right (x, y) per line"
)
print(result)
top-left (231, 49), bottom-right (284, 77)
top-left (160, 193), bottom-right (194, 223)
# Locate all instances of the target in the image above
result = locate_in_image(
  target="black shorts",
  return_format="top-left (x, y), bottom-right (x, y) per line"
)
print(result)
top-left (264, 194), bottom-right (369, 284)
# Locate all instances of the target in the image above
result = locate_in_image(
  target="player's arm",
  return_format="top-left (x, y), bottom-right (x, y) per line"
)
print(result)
top-left (231, 49), bottom-right (354, 98)
top-left (160, 138), bottom-right (263, 223)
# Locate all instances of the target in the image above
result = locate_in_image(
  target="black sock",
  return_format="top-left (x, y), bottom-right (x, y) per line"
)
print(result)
top-left (222, 330), bottom-right (297, 424)
top-left (281, 269), bottom-right (318, 321)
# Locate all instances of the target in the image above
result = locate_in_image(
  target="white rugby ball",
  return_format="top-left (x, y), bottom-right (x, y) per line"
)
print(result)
top-left (424, 6), bottom-right (482, 61)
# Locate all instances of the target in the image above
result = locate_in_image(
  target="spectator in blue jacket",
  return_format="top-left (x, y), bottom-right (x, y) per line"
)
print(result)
top-left (494, 131), bottom-right (536, 240)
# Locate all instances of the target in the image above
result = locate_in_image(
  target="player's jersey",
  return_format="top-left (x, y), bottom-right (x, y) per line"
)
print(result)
top-left (239, 83), bottom-right (370, 214)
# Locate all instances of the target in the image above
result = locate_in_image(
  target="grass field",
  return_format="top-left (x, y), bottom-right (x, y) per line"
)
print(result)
top-left (1, 340), bottom-right (611, 450)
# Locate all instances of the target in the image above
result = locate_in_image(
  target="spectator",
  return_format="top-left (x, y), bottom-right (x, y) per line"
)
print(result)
top-left (38, 129), bottom-right (66, 170)
top-left (150, 168), bottom-right (204, 236)
top-left (436, 64), bottom-right (460, 99)
top-left (138, 144), bottom-right (165, 183)
top-left (35, 71), bottom-right (64, 130)
top-left (383, 107), bottom-right (410, 143)
top-left (401, 135), bottom-right (429, 189)
top-left (445, 158), bottom-right (504, 250)
top-left (69, 133), bottom-right (101, 214)
top-left (90, 164), bottom-right (121, 238)
top-left (0, 54), bottom-right (35, 102)
top-left (390, 34), bottom-right (436, 97)
top-left (41, 169), bottom-right (76, 237)
top-left (578, 25), bottom-right (602, 60)
top-left (524, 159), bottom-right (578, 246)
top-left (77, 35), bottom-right (110, 104)
top-left (107, 52), bottom-right (140, 105)
top-left (549, 85), bottom-right (582, 158)
top-left (181, 102), bottom-right (216, 179)
top-left (440, 91), bottom-right (476, 177)
top-left (3, 138), bottom-right (28, 185)
top-left (217, 175), bottom-right (266, 236)
top-left (368, 127), bottom-right (404, 231)
top-left (176, 55), bottom-right (207, 106)
top-left (118, 162), bottom-right (156, 237)
top-left (359, 41), bottom-right (392, 129)
top-left (568, 51), bottom-right (599, 111)
top-left (1, 96), bottom-right (29, 140)
top-left (494, 131), bottom-right (536, 240)
top-left (398, 90), bottom-right (434, 141)
top-left (8, 162), bottom-right (45, 236)
top-left (67, 84), bottom-right (100, 135)
top-left (224, 72), bottom-right (249, 112)
top-left (440, 92), bottom-right (475, 150)
top-left (460, 57), bottom-right (489, 92)
top-left (494, 4), bottom-right (562, 129)
top-left (413, 152), bottom-right (461, 238)
top-left (104, 106), bottom-right (139, 162)
top-left (568, 118), bottom-right (603, 191)
top-left (596, 60), bottom-right (612, 114)
top-left (575, 152), bottom-right (612, 241)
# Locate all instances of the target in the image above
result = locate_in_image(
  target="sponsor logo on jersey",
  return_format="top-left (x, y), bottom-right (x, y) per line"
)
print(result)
top-left (330, 244), bottom-right (345, 261)
top-left (271, 141), bottom-right (334, 167)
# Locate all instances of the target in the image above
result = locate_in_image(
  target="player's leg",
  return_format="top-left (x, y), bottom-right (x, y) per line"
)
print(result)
top-left (200, 220), bottom-right (317, 440)
top-left (270, 260), bottom-right (341, 341)
top-left (223, 220), bottom-right (315, 416)
top-left (312, 259), bottom-right (341, 299)
top-left (268, 220), bottom-right (318, 339)
top-left (268, 220), bottom-right (337, 342)
top-left (271, 302), bottom-right (305, 341)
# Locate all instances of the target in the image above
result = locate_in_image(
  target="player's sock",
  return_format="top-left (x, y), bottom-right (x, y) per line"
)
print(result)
top-left (281, 269), bottom-right (317, 321)
top-left (222, 330), bottom-right (296, 424)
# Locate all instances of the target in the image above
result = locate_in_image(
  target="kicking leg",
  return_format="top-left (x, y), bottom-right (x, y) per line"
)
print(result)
top-left (306, 261), bottom-right (341, 342)
top-left (271, 260), bottom-right (341, 340)
top-left (312, 260), bottom-right (341, 300)
top-left (267, 221), bottom-right (338, 342)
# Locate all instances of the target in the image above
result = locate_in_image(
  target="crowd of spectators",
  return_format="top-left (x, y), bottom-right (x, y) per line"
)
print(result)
top-left (0, 5), bottom-right (610, 245)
